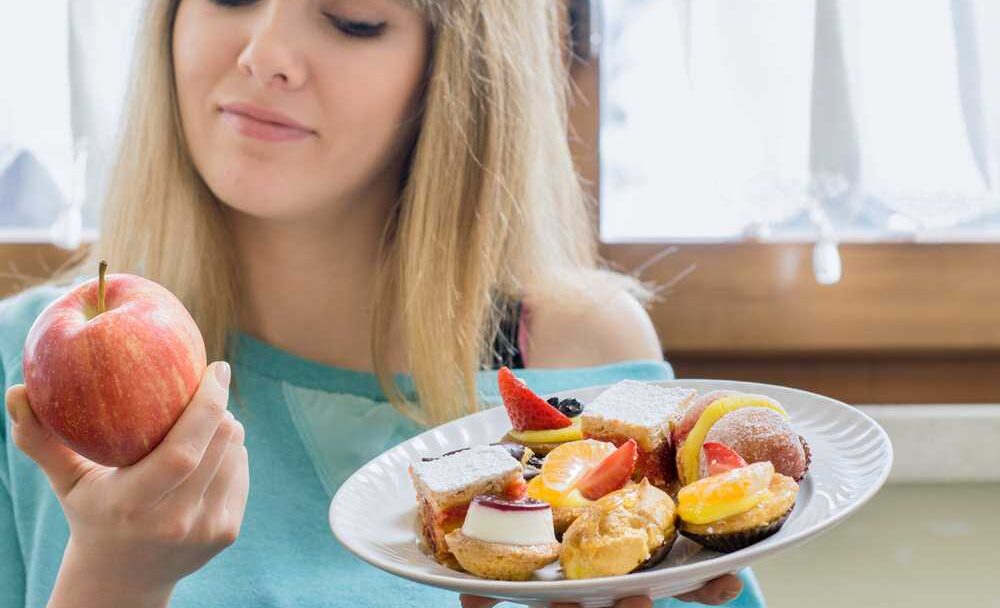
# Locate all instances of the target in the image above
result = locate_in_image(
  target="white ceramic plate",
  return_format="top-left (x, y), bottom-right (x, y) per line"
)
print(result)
top-left (330, 380), bottom-right (893, 607)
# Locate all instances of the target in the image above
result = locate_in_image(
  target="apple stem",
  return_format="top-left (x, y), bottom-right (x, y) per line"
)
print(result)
top-left (97, 260), bottom-right (107, 315)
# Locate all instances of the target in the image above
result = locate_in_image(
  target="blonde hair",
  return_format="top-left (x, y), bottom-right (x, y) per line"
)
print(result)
top-left (54, 0), bottom-right (641, 427)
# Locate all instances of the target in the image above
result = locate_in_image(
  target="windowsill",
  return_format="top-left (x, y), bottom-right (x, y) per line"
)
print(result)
top-left (858, 404), bottom-right (1000, 483)
top-left (599, 233), bottom-right (1000, 245)
top-left (0, 228), bottom-right (98, 244)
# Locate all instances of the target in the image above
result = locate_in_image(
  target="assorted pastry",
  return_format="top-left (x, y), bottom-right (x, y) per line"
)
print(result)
top-left (497, 366), bottom-right (584, 456)
top-left (677, 456), bottom-right (799, 553)
top-left (445, 495), bottom-right (560, 581)
top-left (527, 437), bottom-right (639, 535)
top-left (408, 369), bottom-right (813, 581)
top-left (673, 390), bottom-right (810, 486)
top-left (560, 479), bottom-right (678, 579)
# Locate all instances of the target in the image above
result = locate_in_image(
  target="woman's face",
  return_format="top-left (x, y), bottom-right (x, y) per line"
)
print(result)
top-left (173, 0), bottom-right (429, 224)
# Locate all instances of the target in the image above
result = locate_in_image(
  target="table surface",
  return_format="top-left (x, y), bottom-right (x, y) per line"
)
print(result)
top-left (754, 482), bottom-right (1000, 608)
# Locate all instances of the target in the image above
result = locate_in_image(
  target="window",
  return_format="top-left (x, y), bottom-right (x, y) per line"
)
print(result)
top-left (599, 0), bottom-right (1000, 248)
top-left (579, 1), bottom-right (1000, 403)
top-left (0, 1), bottom-right (143, 246)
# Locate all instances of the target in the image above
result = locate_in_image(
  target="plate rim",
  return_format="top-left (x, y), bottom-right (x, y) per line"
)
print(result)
top-left (330, 378), bottom-right (894, 595)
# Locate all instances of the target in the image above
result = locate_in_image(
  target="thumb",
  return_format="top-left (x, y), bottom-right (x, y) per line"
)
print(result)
top-left (6, 384), bottom-right (94, 496)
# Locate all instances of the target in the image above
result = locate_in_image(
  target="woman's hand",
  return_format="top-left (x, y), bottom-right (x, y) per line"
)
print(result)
top-left (459, 572), bottom-right (743, 607)
top-left (5, 361), bottom-right (250, 605)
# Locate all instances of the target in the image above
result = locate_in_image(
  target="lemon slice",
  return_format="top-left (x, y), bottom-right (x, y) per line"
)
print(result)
top-left (678, 461), bottom-right (774, 524)
top-left (508, 417), bottom-right (583, 444)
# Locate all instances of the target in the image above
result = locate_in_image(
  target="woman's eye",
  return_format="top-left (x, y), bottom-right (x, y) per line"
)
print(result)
top-left (325, 15), bottom-right (387, 39)
top-left (205, 1), bottom-right (385, 39)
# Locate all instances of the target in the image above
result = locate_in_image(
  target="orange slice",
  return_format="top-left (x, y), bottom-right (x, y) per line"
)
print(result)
top-left (539, 439), bottom-right (617, 492)
top-left (526, 475), bottom-right (593, 508)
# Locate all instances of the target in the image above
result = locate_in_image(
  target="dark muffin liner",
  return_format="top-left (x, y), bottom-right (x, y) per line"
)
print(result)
top-left (633, 528), bottom-right (678, 572)
top-left (680, 506), bottom-right (793, 553)
top-left (797, 435), bottom-right (812, 482)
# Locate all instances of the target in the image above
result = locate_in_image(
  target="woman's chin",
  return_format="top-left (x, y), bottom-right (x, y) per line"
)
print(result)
top-left (212, 188), bottom-right (296, 220)
top-left (213, 188), bottom-right (331, 226)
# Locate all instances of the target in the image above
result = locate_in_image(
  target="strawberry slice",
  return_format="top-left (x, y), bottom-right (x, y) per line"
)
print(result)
top-left (498, 366), bottom-right (572, 431)
top-left (576, 439), bottom-right (638, 500)
top-left (702, 442), bottom-right (748, 477)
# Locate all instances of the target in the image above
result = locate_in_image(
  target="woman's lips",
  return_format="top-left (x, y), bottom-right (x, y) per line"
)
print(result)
top-left (219, 106), bottom-right (315, 142)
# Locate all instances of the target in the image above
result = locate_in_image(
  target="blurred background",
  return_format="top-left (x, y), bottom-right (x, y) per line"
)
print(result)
top-left (1, 1), bottom-right (998, 606)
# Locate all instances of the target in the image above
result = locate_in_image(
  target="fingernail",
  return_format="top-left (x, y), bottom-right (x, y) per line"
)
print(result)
top-left (720, 590), bottom-right (740, 602)
top-left (618, 597), bottom-right (653, 608)
top-left (214, 362), bottom-right (231, 389)
top-left (6, 396), bottom-right (21, 425)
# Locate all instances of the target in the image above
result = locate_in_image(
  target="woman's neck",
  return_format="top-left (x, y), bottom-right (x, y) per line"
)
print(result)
top-left (226, 199), bottom-right (402, 373)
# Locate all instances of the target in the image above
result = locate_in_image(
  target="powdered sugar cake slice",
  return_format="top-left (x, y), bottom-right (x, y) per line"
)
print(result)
top-left (581, 380), bottom-right (696, 491)
top-left (583, 381), bottom-right (696, 450)
top-left (409, 445), bottom-right (526, 567)
top-left (411, 446), bottom-right (522, 498)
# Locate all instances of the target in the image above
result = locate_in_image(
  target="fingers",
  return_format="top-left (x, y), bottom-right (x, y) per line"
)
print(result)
top-left (459, 596), bottom-right (500, 608)
top-left (205, 419), bottom-right (249, 518)
top-left (551, 601), bottom-right (652, 608)
top-left (614, 598), bottom-right (653, 608)
top-left (676, 573), bottom-right (743, 605)
top-left (163, 412), bottom-right (238, 506)
top-left (221, 444), bottom-right (250, 523)
top-left (6, 384), bottom-right (95, 497)
top-left (124, 362), bottom-right (232, 505)
top-left (461, 595), bottom-right (649, 608)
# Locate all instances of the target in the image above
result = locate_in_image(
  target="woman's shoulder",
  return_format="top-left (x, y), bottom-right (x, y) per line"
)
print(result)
top-left (0, 281), bottom-right (78, 375)
top-left (521, 283), bottom-right (663, 368)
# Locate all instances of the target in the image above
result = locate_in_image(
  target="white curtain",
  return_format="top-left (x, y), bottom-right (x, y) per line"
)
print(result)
top-left (0, 3), bottom-right (73, 241)
top-left (0, 1), bottom-right (143, 248)
top-left (600, 0), bottom-right (1000, 258)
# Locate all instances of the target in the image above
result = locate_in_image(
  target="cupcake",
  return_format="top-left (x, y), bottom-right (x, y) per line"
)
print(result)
top-left (676, 460), bottom-right (798, 553)
top-left (704, 407), bottom-right (810, 481)
top-left (445, 495), bottom-right (560, 581)
top-left (674, 391), bottom-right (810, 486)
top-left (559, 479), bottom-right (678, 579)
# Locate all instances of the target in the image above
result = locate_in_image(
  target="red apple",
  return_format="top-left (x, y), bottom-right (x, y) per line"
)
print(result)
top-left (22, 261), bottom-right (207, 467)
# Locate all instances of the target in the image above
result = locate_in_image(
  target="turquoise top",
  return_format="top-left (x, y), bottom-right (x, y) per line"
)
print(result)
top-left (0, 283), bottom-right (765, 607)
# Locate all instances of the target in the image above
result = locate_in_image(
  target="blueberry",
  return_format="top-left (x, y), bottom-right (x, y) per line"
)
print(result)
top-left (554, 398), bottom-right (583, 418)
top-left (545, 396), bottom-right (584, 417)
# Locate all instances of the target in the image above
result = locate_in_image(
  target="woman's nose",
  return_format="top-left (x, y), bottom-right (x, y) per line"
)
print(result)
top-left (236, 8), bottom-right (307, 90)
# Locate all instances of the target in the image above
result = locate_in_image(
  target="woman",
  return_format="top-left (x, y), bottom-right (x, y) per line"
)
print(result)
top-left (0, 1), bottom-right (761, 606)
